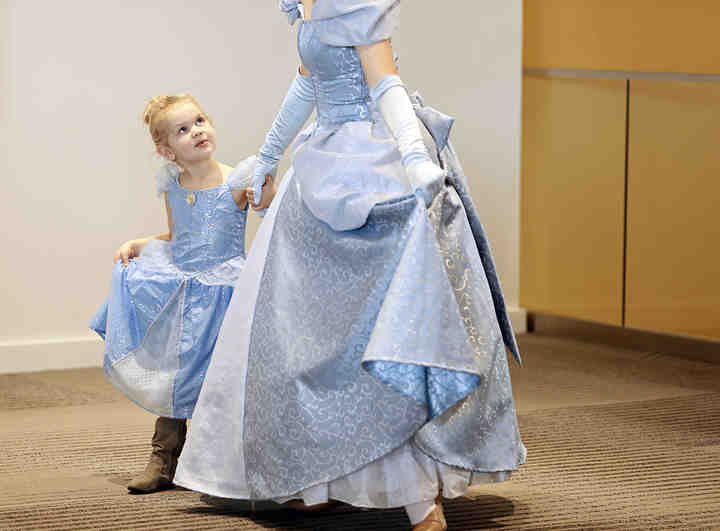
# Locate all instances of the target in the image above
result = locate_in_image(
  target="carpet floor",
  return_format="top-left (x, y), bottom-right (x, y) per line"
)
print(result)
top-left (1, 334), bottom-right (718, 530)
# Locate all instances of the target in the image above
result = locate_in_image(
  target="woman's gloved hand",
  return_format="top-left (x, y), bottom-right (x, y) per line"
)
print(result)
top-left (406, 159), bottom-right (446, 207)
top-left (372, 74), bottom-right (445, 206)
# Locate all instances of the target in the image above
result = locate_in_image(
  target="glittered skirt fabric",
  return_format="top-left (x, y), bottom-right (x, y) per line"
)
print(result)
top-left (89, 241), bottom-right (243, 418)
top-left (175, 162), bottom-right (526, 505)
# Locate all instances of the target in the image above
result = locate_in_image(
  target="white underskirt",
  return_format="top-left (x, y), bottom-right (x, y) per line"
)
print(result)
top-left (273, 439), bottom-right (512, 509)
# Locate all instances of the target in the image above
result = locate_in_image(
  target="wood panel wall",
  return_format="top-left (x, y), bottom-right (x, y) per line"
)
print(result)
top-left (626, 81), bottom-right (720, 340)
top-left (524, 0), bottom-right (720, 74)
top-left (521, 3), bottom-right (720, 342)
top-left (521, 75), bottom-right (626, 325)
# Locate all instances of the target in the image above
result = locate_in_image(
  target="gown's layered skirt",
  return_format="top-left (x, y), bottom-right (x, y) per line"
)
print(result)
top-left (89, 242), bottom-right (245, 419)
top-left (174, 98), bottom-right (526, 507)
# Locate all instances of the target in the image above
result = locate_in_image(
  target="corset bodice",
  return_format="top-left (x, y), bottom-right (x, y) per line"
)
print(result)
top-left (298, 21), bottom-right (372, 125)
top-left (166, 182), bottom-right (247, 273)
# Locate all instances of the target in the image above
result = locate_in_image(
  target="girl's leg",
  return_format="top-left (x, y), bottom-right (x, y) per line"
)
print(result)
top-left (127, 417), bottom-right (187, 493)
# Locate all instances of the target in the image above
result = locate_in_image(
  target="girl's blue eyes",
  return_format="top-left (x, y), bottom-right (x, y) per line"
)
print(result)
top-left (178, 117), bottom-right (205, 135)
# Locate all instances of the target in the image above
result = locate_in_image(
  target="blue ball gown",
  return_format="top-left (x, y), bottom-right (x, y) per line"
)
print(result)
top-left (174, 0), bottom-right (526, 508)
top-left (89, 158), bottom-right (255, 419)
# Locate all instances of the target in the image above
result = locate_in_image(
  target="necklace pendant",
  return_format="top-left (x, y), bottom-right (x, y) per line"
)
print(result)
top-left (186, 192), bottom-right (196, 206)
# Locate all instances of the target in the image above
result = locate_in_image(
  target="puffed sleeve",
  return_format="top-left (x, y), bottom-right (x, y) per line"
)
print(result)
top-left (311, 0), bottom-right (400, 46)
top-left (155, 163), bottom-right (180, 197)
top-left (279, 0), bottom-right (303, 25)
top-left (226, 155), bottom-right (257, 191)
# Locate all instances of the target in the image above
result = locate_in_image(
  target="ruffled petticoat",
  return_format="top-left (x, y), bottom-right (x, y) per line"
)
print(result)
top-left (274, 441), bottom-right (514, 508)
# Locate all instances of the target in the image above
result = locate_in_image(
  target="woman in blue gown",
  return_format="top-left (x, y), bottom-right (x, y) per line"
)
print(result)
top-left (174, 2), bottom-right (525, 529)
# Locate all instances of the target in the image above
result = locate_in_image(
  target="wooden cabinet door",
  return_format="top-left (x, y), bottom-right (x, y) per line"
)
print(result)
top-left (521, 76), bottom-right (626, 325)
top-left (626, 80), bottom-right (720, 340)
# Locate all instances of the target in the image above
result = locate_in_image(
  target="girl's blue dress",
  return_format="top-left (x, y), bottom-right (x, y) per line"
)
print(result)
top-left (175, 0), bottom-right (526, 509)
top-left (89, 158), bottom-right (254, 419)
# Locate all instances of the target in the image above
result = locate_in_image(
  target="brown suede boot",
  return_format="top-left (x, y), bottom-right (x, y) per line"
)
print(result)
top-left (127, 417), bottom-right (187, 493)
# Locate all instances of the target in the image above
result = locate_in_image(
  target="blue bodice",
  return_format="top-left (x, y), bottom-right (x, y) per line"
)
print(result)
top-left (167, 180), bottom-right (247, 273)
top-left (298, 21), bottom-right (372, 125)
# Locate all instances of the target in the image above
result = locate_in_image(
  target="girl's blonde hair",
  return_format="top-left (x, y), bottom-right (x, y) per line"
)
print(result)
top-left (142, 93), bottom-right (205, 146)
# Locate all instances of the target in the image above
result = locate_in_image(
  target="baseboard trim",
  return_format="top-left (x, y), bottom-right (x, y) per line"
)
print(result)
top-left (508, 307), bottom-right (528, 335)
top-left (529, 313), bottom-right (720, 365)
top-left (0, 336), bottom-right (103, 374)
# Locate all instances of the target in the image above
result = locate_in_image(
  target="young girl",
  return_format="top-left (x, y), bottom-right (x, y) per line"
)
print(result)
top-left (89, 94), bottom-right (275, 493)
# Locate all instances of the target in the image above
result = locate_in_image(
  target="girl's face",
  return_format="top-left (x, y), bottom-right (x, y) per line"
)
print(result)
top-left (163, 102), bottom-right (216, 165)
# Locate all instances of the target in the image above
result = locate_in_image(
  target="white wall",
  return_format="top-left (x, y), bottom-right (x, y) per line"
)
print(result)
top-left (0, 1), bottom-right (523, 373)
top-left (396, 1), bottom-right (524, 314)
top-left (1, 1), bottom-right (7, 123)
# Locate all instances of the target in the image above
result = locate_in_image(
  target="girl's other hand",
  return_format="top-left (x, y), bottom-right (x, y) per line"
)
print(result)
top-left (114, 240), bottom-right (139, 266)
top-left (247, 175), bottom-right (277, 211)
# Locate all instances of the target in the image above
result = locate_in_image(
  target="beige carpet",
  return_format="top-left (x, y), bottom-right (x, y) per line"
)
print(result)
top-left (1, 334), bottom-right (719, 530)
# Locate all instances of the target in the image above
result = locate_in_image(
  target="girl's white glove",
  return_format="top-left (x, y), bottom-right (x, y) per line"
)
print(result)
top-left (372, 74), bottom-right (446, 206)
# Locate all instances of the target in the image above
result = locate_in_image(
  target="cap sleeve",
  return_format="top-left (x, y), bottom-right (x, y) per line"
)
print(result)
top-left (155, 163), bottom-right (180, 197)
top-left (226, 155), bottom-right (257, 191)
top-left (279, 0), bottom-right (303, 25)
top-left (311, 0), bottom-right (400, 46)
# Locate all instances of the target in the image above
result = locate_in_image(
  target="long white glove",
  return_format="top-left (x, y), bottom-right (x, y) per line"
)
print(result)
top-left (371, 74), bottom-right (445, 206)
top-left (251, 71), bottom-right (315, 209)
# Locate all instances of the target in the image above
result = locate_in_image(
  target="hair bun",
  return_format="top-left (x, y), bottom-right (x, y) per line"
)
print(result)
top-left (143, 95), bottom-right (169, 125)
top-left (142, 93), bottom-right (204, 146)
